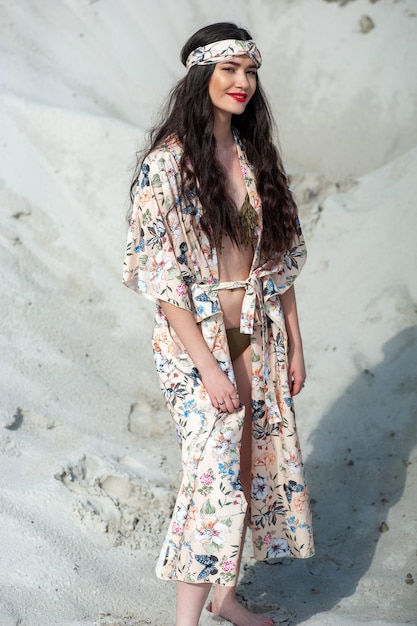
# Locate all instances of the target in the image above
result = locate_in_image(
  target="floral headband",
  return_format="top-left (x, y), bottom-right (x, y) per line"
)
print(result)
top-left (185, 39), bottom-right (262, 71)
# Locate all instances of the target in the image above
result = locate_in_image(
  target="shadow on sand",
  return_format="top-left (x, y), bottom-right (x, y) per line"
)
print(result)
top-left (238, 325), bottom-right (417, 623)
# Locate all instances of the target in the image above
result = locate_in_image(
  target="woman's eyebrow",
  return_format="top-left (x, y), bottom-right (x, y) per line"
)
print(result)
top-left (220, 60), bottom-right (258, 69)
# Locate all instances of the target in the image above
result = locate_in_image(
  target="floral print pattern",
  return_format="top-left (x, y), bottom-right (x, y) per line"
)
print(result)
top-left (185, 38), bottom-right (262, 70)
top-left (123, 131), bottom-right (314, 585)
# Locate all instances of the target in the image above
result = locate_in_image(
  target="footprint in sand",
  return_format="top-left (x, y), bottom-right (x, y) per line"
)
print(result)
top-left (55, 453), bottom-right (176, 549)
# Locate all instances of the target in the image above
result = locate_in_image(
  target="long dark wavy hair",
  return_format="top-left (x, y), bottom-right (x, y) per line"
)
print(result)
top-left (131, 22), bottom-right (298, 259)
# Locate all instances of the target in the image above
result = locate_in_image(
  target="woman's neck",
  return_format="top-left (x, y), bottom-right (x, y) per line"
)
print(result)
top-left (213, 111), bottom-right (234, 151)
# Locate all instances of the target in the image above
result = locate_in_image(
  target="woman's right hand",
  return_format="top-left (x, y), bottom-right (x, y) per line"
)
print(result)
top-left (201, 363), bottom-right (240, 414)
top-left (158, 302), bottom-right (240, 413)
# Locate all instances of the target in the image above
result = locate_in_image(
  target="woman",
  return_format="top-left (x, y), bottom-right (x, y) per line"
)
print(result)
top-left (123, 22), bottom-right (314, 626)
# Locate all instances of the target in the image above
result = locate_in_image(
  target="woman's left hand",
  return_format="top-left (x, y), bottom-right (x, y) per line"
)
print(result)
top-left (287, 344), bottom-right (306, 396)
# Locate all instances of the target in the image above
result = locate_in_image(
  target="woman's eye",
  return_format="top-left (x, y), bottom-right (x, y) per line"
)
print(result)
top-left (221, 66), bottom-right (256, 75)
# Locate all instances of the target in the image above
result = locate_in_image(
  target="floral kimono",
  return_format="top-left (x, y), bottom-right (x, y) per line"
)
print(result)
top-left (123, 132), bottom-right (314, 586)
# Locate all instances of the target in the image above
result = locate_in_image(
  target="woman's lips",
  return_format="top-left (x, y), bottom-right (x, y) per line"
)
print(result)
top-left (228, 93), bottom-right (247, 102)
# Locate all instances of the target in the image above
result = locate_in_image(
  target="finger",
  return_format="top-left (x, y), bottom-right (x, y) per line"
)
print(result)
top-left (231, 392), bottom-right (240, 409)
top-left (217, 396), bottom-right (237, 413)
top-left (226, 398), bottom-right (236, 413)
top-left (209, 392), bottom-right (224, 412)
top-left (291, 378), bottom-right (305, 397)
top-left (213, 386), bottom-right (240, 412)
top-left (220, 398), bottom-right (233, 413)
top-left (227, 389), bottom-right (241, 412)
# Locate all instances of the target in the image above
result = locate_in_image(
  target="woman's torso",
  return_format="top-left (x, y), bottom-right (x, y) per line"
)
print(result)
top-left (216, 141), bottom-right (254, 329)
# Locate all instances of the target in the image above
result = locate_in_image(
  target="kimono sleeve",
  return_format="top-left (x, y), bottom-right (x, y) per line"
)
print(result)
top-left (264, 218), bottom-right (307, 296)
top-left (122, 151), bottom-right (193, 311)
top-left (281, 217), bottom-right (307, 287)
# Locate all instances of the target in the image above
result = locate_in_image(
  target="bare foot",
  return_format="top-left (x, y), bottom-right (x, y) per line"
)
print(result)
top-left (208, 597), bottom-right (274, 626)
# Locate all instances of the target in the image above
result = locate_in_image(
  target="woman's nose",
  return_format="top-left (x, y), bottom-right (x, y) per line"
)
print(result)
top-left (235, 70), bottom-right (250, 89)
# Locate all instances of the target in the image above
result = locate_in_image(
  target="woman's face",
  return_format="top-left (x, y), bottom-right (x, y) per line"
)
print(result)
top-left (208, 54), bottom-right (257, 119)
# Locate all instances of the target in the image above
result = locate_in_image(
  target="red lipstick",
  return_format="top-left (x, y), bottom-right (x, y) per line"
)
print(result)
top-left (228, 93), bottom-right (247, 102)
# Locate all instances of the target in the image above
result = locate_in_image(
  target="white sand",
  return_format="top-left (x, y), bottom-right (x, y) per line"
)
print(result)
top-left (1, 1), bottom-right (416, 624)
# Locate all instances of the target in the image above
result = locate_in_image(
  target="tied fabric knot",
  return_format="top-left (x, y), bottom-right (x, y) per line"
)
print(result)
top-left (185, 38), bottom-right (262, 71)
top-left (190, 275), bottom-right (285, 426)
top-left (239, 274), bottom-right (284, 426)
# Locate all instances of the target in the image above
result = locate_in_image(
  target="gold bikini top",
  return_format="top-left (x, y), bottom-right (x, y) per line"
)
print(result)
top-left (238, 194), bottom-right (258, 248)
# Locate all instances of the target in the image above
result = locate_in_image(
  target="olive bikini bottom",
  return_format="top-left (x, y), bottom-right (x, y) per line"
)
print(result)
top-left (226, 327), bottom-right (251, 361)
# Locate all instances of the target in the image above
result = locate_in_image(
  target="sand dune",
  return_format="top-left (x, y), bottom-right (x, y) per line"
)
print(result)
top-left (1, 1), bottom-right (416, 624)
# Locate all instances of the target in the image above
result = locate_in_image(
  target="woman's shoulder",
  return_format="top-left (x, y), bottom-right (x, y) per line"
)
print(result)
top-left (144, 134), bottom-right (184, 170)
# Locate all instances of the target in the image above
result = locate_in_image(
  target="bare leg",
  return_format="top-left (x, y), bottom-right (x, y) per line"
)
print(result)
top-left (176, 581), bottom-right (211, 626)
top-left (175, 347), bottom-right (249, 625)
top-left (211, 346), bottom-right (274, 626)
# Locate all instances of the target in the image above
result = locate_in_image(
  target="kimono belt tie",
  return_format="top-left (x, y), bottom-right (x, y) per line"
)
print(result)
top-left (192, 275), bottom-right (283, 423)
top-left (213, 275), bottom-right (265, 335)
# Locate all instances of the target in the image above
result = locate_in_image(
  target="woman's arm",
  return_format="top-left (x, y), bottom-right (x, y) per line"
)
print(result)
top-left (279, 285), bottom-right (306, 396)
top-left (159, 301), bottom-right (240, 414)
